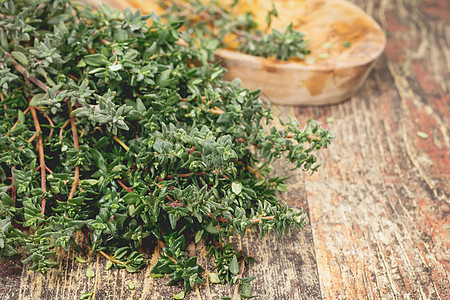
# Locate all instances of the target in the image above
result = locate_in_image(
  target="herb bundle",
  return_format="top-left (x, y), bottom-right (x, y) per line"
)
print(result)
top-left (0, 0), bottom-right (333, 298)
top-left (159, 0), bottom-right (311, 61)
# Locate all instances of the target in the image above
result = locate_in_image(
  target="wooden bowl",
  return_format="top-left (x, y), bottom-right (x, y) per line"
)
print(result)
top-left (85, 0), bottom-right (386, 105)
top-left (216, 0), bottom-right (386, 105)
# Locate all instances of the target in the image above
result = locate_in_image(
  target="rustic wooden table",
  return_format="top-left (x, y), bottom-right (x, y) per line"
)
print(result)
top-left (1, 0), bottom-right (448, 299)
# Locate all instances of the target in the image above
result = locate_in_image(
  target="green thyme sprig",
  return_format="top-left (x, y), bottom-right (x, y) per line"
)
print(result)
top-left (0, 0), bottom-right (333, 298)
top-left (159, 0), bottom-right (311, 61)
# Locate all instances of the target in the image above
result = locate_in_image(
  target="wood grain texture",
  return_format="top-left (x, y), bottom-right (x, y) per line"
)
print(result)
top-left (1, 0), bottom-right (449, 299)
top-left (0, 256), bottom-right (22, 300)
top-left (292, 0), bottom-right (449, 298)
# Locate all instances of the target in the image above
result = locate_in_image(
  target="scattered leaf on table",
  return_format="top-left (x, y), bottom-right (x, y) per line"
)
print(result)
top-left (417, 131), bottom-right (429, 139)
top-left (86, 268), bottom-right (95, 278)
top-left (208, 272), bottom-right (221, 284)
top-left (80, 292), bottom-right (93, 300)
top-left (76, 256), bottom-right (87, 264)
top-left (173, 291), bottom-right (185, 299)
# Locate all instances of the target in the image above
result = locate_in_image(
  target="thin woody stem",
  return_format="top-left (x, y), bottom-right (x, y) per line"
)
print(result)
top-left (4, 51), bottom-right (49, 91)
top-left (113, 135), bottom-right (130, 151)
top-left (247, 165), bottom-right (264, 179)
top-left (155, 183), bottom-right (176, 202)
top-left (249, 216), bottom-right (275, 223)
top-left (59, 119), bottom-right (71, 140)
top-left (67, 74), bottom-right (79, 82)
top-left (116, 179), bottom-right (132, 193)
top-left (5, 52), bottom-right (55, 141)
top-left (0, 12), bottom-right (14, 19)
top-left (68, 105), bottom-right (80, 200)
top-left (231, 258), bottom-right (246, 300)
top-left (210, 108), bottom-right (224, 114)
top-left (35, 106), bottom-right (55, 140)
top-left (30, 106), bottom-right (47, 213)
top-left (181, 96), bottom-right (207, 103)
top-left (27, 132), bottom-right (39, 143)
top-left (166, 171), bottom-right (207, 179)
top-left (98, 250), bottom-right (127, 267)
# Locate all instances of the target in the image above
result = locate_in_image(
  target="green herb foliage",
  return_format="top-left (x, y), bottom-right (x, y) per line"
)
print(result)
top-left (159, 0), bottom-right (311, 61)
top-left (0, 0), bottom-right (334, 298)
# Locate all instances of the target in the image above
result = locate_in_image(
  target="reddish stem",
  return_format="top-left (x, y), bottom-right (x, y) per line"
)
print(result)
top-left (59, 119), bottom-right (71, 140)
top-left (35, 106), bottom-right (55, 140)
top-left (116, 179), bottom-right (132, 193)
top-left (30, 106), bottom-right (47, 213)
top-left (166, 171), bottom-right (207, 179)
top-left (231, 258), bottom-right (246, 300)
top-left (5, 51), bottom-right (49, 91)
top-left (27, 132), bottom-right (39, 144)
top-left (68, 106), bottom-right (80, 200)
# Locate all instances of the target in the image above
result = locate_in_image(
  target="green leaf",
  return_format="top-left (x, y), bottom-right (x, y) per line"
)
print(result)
top-left (82, 179), bottom-right (99, 186)
top-left (240, 294), bottom-right (258, 299)
top-left (76, 256), bottom-right (87, 263)
top-left (0, 244), bottom-right (17, 256)
top-left (194, 230), bottom-right (203, 243)
top-left (126, 265), bottom-right (138, 273)
top-left (0, 167), bottom-right (6, 182)
top-left (105, 260), bottom-right (113, 270)
top-left (205, 221), bottom-right (219, 235)
top-left (206, 39), bottom-right (219, 50)
top-left (305, 57), bottom-right (315, 64)
top-left (29, 93), bottom-right (47, 106)
top-left (173, 291), bottom-right (185, 299)
top-left (229, 255), bottom-right (239, 275)
top-left (86, 268), bottom-right (95, 278)
top-left (323, 42), bottom-right (333, 49)
top-left (128, 281), bottom-right (135, 290)
top-left (109, 64), bottom-right (123, 72)
top-left (157, 69), bottom-right (172, 87)
top-left (77, 59), bottom-right (86, 67)
top-left (18, 110), bottom-right (25, 124)
top-left (169, 213), bottom-right (178, 229)
top-left (208, 272), bottom-right (221, 284)
top-left (417, 131), bottom-right (429, 139)
top-left (171, 235), bottom-right (185, 251)
top-left (80, 292), bottom-right (93, 300)
top-left (84, 54), bottom-right (109, 67)
top-left (232, 182), bottom-right (242, 195)
top-left (11, 51), bottom-right (28, 67)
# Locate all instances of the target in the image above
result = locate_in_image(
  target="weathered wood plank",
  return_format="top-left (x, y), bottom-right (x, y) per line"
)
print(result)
top-left (293, 0), bottom-right (450, 298)
top-left (0, 256), bottom-right (22, 300)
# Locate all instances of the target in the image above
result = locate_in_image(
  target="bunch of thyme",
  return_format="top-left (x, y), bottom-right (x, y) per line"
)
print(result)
top-left (159, 0), bottom-right (311, 61)
top-left (0, 0), bottom-right (333, 298)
